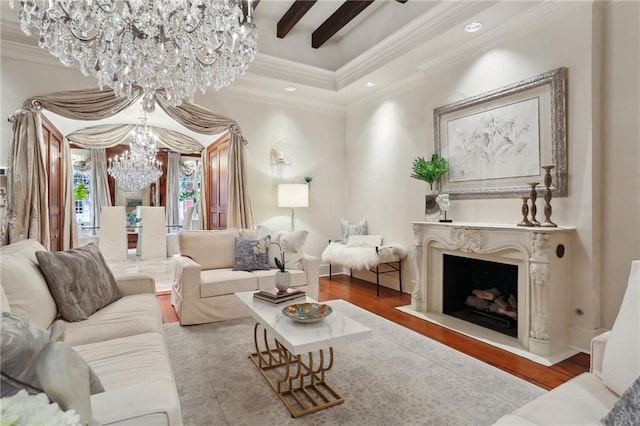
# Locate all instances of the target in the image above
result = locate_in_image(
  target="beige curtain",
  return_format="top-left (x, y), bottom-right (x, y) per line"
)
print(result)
top-left (199, 150), bottom-right (208, 230)
top-left (166, 152), bottom-right (180, 227)
top-left (62, 141), bottom-right (78, 250)
top-left (90, 149), bottom-right (112, 227)
top-left (1, 110), bottom-right (50, 248)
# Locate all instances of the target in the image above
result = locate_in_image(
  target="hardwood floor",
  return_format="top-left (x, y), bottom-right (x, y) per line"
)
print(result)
top-left (157, 275), bottom-right (589, 391)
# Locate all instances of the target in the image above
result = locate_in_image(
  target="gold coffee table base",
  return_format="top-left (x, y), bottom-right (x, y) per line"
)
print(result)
top-left (249, 323), bottom-right (345, 418)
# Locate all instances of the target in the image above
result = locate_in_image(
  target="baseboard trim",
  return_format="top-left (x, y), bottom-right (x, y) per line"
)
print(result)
top-left (569, 325), bottom-right (606, 354)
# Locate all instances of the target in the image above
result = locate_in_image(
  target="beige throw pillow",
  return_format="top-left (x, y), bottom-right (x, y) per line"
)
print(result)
top-left (35, 243), bottom-right (121, 322)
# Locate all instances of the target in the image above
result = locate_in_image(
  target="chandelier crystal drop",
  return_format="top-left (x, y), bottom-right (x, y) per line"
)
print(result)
top-left (12, 0), bottom-right (258, 112)
top-left (108, 117), bottom-right (163, 193)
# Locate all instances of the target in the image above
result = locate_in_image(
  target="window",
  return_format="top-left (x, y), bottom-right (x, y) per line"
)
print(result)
top-left (178, 158), bottom-right (201, 228)
top-left (71, 150), bottom-right (93, 231)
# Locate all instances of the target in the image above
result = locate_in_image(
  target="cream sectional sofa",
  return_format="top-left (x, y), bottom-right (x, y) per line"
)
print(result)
top-left (0, 240), bottom-right (182, 425)
top-left (171, 228), bottom-right (320, 325)
top-left (494, 260), bottom-right (640, 425)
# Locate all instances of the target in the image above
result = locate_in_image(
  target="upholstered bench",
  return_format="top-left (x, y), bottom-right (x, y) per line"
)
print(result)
top-left (321, 235), bottom-right (407, 296)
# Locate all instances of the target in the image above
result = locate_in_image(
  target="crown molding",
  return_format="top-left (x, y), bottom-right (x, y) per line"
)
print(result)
top-left (335, 2), bottom-right (485, 90)
top-left (345, 72), bottom-right (424, 113)
top-left (1, 39), bottom-right (72, 69)
top-left (217, 76), bottom-right (345, 116)
top-left (416, 1), bottom-right (577, 74)
top-left (249, 53), bottom-right (336, 91)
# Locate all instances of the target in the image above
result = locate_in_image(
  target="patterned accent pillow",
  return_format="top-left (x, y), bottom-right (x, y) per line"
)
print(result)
top-left (602, 375), bottom-right (640, 425)
top-left (233, 237), bottom-right (271, 272)
top-left (340, 218), bottom-right (368, 241)
top-left (0, 312), bottom-right (104, 397)
top-left (35, 243), bottom-right (122, 322)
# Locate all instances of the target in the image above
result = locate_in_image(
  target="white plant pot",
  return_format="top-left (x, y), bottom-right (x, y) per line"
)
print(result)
top-left (275, 271), bottom-right (291, 292)
top-left (425, 189), bottom-right (441, 222)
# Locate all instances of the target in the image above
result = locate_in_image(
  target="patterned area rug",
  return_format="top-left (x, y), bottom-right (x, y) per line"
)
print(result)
top-left (164, 300), bottom-right (544, 426)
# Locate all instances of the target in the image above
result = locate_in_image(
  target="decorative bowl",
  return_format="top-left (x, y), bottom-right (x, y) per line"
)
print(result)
top-left (282, 303), bottom-right (333, 323)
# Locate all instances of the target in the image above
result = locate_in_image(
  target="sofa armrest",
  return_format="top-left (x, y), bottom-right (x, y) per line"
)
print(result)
top-left (590, 331), bottom-right (610, 378)
top-left (301, 254), bottom-right (320, 299)
top-left (114, 274), bottom-right (156, 296)
top-left (172, 255), bottom-right (203, 301)
top-left (91, 380), bottom-right (181, 425)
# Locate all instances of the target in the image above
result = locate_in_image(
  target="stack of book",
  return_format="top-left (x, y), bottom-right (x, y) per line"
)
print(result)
top-left (253, 288), bottom-right (305, 304)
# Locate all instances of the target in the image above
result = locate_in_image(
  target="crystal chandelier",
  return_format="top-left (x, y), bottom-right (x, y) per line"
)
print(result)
top-left (108, 117), bottom-right (163, 193)
top-left (12, 0), bottom-right (258, 113)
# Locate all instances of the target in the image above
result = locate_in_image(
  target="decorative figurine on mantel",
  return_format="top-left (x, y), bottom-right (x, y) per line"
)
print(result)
top-left (528, 182), bottom-right (541, 226)
top-left (541, 165), bottom-right (557, 227)
top-left (517, 196), bottom-right (534, 227)
top-left (436, 194), bottom-right (452, 222)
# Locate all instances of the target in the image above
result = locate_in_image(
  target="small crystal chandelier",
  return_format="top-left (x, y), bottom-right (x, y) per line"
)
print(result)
top-left (108, 117), bottom-right (163, 193)
top-left (12, 0), bottom-right (258, 113)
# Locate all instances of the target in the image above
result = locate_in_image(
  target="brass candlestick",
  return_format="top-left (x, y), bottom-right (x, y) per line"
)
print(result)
top-left (517, 197), bottom-right (533, 226)
top-left (541, 165), bottom-right (557, 227)
top-left (528, 182), bottom-right (540, 226)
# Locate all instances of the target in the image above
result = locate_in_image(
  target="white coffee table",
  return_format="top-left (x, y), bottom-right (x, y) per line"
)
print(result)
top-left (235, 291), bottom-right (371, 417)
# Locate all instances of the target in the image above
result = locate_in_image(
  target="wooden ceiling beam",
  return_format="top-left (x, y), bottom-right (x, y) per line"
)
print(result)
top-left (311, 0), bottom-right (375, 49)
top-left (395, 0), bottom-right (409, 4)
top-left (277, 0), bottom-right (318, 39)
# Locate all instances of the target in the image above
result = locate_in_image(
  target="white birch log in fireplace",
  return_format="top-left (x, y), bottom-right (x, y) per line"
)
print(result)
top-left (410, 222), bottom-right (574, 356)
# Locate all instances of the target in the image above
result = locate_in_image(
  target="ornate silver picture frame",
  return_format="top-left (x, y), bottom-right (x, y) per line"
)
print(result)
top-left (434, 67), bottom-right (567, 199)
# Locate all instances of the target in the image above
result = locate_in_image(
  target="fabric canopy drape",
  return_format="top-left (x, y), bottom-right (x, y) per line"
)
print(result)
top-left (3, 86), bottom-right (255, 249)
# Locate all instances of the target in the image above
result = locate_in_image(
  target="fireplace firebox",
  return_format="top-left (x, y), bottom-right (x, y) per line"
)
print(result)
top-left (443, 254), bottom-right (518, 337)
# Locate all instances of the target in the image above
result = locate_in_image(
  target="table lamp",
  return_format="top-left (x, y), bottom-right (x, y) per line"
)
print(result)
top-left (278, 184), bottom-right (309, 231)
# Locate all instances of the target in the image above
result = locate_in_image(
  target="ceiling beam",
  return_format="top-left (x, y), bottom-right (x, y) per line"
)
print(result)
top-left (311, 0), bottom-right (375, 49)
top-left (277, 0), bottom-right (318, 39)
top-left (395, 0), bottom-right (409, 3)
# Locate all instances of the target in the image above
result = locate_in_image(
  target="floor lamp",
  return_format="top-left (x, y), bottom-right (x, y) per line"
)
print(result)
top-left (278, 184), bottom-right (309, 231)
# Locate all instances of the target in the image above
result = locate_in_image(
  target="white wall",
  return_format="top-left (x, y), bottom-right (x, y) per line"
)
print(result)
top-left (600, 0), bottom-right (640, 328)
top-left (344, 1), bottom-right (640, 349)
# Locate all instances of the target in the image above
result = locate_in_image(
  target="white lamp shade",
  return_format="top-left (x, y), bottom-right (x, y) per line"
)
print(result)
top-left (278, 184), bottom-right (309, 208)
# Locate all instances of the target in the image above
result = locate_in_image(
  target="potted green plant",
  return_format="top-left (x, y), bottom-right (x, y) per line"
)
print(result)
top-left (411, 154), bottom-right (449, 222)
top-left (411, 153), bottom-right (449, 190)
top-left (74, 182), bottom-right (89, 201)
top-left (273, 240), bottom-right (297, 293)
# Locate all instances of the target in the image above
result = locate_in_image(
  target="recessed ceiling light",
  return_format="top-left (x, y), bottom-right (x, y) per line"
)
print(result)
top-left (284, 86), bottom-right (297, 92)
top-left (464, 22), bottom-right (483, 33)
top-left (364, 81), bottom-right (376, 88)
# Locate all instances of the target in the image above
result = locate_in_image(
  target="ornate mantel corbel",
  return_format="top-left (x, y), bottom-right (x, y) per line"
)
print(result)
top-left (529, 231), bottom-right (551, 341)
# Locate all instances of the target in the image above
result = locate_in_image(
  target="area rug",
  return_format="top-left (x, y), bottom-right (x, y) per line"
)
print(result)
top-left (164, 300), bottom-right (544, 426)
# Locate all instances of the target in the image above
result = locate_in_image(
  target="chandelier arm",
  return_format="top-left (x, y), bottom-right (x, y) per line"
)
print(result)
top-left (55, 1), bottom-right (99, 43)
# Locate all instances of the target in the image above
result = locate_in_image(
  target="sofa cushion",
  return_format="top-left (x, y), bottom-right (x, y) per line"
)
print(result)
top-left (257, 226), bottom-right (308, 270)
top-left (233, 237), bottom-right (270, 272)
top-left (602, 260), bottom-right (640, 396)
top-left (0, 312), bottom-right (104, 397)
top-left (252, 269), bottom-right (308, 290)
top-left (239, 229), bottom-right (258, 240)
top-left (602, 375), bottom-right (640, 425)
top-left (0, 240), bottom-right (58, 329)
top-left (36, 243), bottom-right (122, 322)
top-left (62, 293), bottom-right (163, 347)
top-left (73, 332), bottom-right (174, 391)
top-left (199, 269), bottom-right (258, 298)
top-left (179, 229), bottom-right (239, 270)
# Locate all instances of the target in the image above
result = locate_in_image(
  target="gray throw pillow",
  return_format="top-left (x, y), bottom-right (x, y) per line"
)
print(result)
top-left (601, 375), bottom-right (640, 426)
top-left (340, 218), bottom-right (368, 241)
top-left (233, 237), bottom-right (270, 272)
top-left (35, 243), bottom-right (122, 322)
top-left (0, 312), bottom-right (104, 397)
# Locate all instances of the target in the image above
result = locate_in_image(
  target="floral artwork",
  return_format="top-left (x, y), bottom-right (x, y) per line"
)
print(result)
top-left (446, 98), bottom-right (540, 183)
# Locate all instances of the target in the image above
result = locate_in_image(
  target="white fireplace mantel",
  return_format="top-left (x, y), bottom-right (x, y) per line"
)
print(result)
top-left (408, 221), bottom-right (575, 358)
